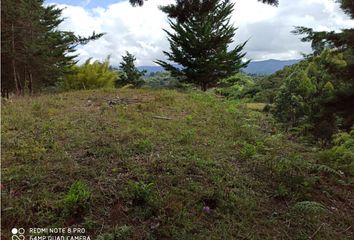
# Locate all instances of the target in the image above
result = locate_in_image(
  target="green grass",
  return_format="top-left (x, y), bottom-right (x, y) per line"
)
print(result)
top-left (1, 89), bottom-right (353, 239)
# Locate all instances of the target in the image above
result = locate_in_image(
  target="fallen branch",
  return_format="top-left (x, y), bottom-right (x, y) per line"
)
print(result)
top-left (153, 116), bottom-right (173, 120)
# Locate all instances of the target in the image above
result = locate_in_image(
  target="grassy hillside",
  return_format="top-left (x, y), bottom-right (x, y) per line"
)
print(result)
top-left (1, 89), bottom-right (353, 239)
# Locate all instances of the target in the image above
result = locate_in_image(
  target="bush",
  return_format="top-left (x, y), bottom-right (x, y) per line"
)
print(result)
top-left (61, 57), bottom-right (118, 91)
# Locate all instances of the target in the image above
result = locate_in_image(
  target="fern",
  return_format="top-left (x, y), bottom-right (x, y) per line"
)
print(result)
top-left (309, 163), bottom-right (341, 177)
top-left (292, 201), bottom-right (327, 214)
top-left (61, 56), bottom-right (118, 91)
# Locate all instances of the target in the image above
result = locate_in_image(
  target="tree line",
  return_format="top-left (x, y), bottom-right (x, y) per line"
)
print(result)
top-left (1, 0), bottom-right (103, 96)
top-left (1, 0), bottom-right (279, 95)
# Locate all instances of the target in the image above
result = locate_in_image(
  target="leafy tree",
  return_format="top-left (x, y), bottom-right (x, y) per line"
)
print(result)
top-left (118, 51), bottom-right (146, 88)
top-left (292, 0), bottom-right (353, 78)
top-left (250, 63), bottom-right (306, 103)
top-left (60, 57), bottom-right (118, 91)
top-left (155, 0), bottom-right (248, 91)
top-left (274, 50), bottom-right (347, 141)
top-left (1, 0), bottom-right (103, 95)
top-left (291, 0), bottom-right (354, 133)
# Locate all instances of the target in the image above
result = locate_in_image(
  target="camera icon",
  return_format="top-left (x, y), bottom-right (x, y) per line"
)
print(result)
top-left (11, 228), bottom-right (25, 240)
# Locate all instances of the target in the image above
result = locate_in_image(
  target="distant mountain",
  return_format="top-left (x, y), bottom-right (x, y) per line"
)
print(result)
top-left (138, 66), bottom-right (165, 75)
top-left (138, 59), bottom-right (300, 76)
top-left (243, 59), bottom-right (300, 75)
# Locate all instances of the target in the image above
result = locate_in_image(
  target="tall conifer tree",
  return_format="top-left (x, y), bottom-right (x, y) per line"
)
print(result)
top-left (155, 0), bottom-right (248, 91)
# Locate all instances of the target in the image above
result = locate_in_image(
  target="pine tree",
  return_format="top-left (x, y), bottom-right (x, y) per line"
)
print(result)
top-left (155, 0), bottom-right (248, 91)
top-left (118, 51), bottom-right (146, 88)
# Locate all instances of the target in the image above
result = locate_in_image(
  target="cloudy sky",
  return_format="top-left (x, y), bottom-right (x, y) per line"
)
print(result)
top-left (46, 0), bottom-right (353, 66)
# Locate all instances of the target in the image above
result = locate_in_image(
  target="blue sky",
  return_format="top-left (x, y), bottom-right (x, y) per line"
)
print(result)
top-left (46, 0), bottom-right (354, 66)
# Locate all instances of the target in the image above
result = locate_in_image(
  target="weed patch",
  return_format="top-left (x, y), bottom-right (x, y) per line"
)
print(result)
top-left (62, 181), bottom-right (91, 217)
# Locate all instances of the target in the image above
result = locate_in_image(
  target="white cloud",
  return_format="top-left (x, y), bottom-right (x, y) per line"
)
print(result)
top-left (52, 0), bottom-right (354, 65)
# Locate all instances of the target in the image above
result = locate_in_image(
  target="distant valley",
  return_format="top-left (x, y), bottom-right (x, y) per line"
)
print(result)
top-left (138, 59), bottom-right (300, 75)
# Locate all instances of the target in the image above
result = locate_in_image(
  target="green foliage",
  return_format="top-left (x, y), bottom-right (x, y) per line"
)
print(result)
top-left (274, 184), bottom-right (289, 198)
top-left (156, 0), bottom-right (248, 91)
top-left (292, 201), bottom-right (327, 215)
top-left (291, 0), bottom-right (354, 138)
top-left (321, 129), bottom-right (354, 178)
top-left (241, 132), bottom-right (313, 196)
top-left (309, 164), bottom-right (341, 177)
top-left (1, 0), bottom-right (103, 95)
top-left (31, 101), bottom-right (42, 112)
top-left (251, 63), bottom-right (304, 103)
top-left (239, 143), bottom-right (257, 159)
top-left (61, 57), bottom-right (118, 91)
top-left (118, 51), bottom-right (145, 88)
top-left (215, 73), bottom-right (257, 99)
top-left (274, 49), bottom-right (348, 140)
top-left (133, 139), bottom-right (153, 154)
top-left (180, 129), bottom-right (196, 144)
top-left (63, 181), bottom-right (91, 216)
top-left (127, 181), bottom-right (156, 206)
top-left (270, 155), bottom-right (308, 190)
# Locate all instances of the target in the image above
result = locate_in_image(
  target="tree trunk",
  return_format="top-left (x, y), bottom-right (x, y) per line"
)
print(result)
top-left (16, 71), bottom-right (23, 95)
top-left (29, 21), bottom-right (34, 95)
top-left (201, 83), bottom-right (208, 91)
top-left (24, 66), bottom-right (33, 95)
top-left (11, 23), bottom-right (20, 95)
top-left (24, 65), bottom-right (27, 93)
top-left (29, 72), bottom-right (33, 95)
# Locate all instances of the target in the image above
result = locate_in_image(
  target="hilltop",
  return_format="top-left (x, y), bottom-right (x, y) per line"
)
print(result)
top-left (1, 89), bottom-right (353, 239)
